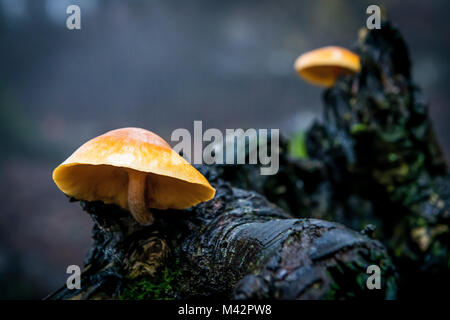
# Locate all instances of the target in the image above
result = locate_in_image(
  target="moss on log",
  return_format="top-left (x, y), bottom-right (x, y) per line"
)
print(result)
top-left (46, 20), bottom-right (450, 301)
top-left (46, 167), bottom-right (396, 300)
top-left (218, 22), bottom-right (449, 299)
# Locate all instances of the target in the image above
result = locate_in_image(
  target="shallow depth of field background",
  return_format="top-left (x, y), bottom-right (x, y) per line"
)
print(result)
top-left (0, 0), bottom-right (449, 298)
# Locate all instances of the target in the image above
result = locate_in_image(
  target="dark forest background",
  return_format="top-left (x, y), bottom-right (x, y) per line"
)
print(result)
top-left (0, 0), bottom-right (449, 299)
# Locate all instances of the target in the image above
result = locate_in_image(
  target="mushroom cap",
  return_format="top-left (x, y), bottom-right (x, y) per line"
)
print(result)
top-left (52, 127), bottom-right (216, 211)
top-left (294, 46), bottom-right (361, 87)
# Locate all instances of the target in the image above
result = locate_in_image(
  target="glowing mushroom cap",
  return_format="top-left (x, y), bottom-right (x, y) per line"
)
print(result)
top-left (294, 46), bottom-right (361, 87)
top-left (52, 128), bottom-right (215, 224)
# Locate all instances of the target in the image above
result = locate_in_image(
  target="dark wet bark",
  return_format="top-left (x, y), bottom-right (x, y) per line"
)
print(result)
top-left (46, 167), bottom-right (396, 300)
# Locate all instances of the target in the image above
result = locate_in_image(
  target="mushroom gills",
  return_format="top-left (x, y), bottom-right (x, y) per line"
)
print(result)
top-left (127, 170), bottom-right (154, 225)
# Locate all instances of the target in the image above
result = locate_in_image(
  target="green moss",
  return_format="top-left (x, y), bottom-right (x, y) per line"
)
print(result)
top-left (388, 153), bottom-right (398, 162)
top-left (120, 259), bottom-right (182, 300)
top-left (430, 240), bottom-right (447, 258)
top-left (350, 123), bottom-right (368, 134)
top-left (325, 279), bottom-right (340, 300)
top-left (288, 131), bottom-right (309, 159)
top-left (323, 253), bottom-right (397, 300)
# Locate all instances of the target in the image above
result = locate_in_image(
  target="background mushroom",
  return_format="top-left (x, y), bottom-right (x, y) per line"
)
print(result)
top-left (52, 127), bottom-right (216, 225)
top-left (294, 46), bottom-right (361, 87)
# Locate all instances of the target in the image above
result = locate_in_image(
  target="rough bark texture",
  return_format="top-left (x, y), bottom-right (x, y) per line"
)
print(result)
top-left (46, 20), bottom-right (449, 300)
top-left (219, 22), bottom-right (449, 298)
top-left (46, 167), bottom-right (396, 300)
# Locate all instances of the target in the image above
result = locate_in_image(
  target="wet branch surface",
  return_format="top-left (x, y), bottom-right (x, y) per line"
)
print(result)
top-left (47, 21), bottom-right (448, 300)
top-left (48, 168), bottom-right (395, 300)
top-left (220, 22), bottom-right (450, 298)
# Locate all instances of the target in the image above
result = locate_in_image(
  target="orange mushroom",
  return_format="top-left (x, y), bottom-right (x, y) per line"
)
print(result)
top-left (52, 127), bottom-right (216, 225)
top-left (294, 46), bottom-right (361, 87)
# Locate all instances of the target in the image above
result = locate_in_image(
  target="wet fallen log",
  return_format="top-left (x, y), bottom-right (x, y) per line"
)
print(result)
top-left (47, 167), bottom-right (396, 300)
top-left (46, 19), bottom-right (449, 301)
top-left (219, 22), bottom-right (449, 298)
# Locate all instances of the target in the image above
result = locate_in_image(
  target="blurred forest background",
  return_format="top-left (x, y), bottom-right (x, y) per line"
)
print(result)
top-left (0, 0), bottom-right (449, 299)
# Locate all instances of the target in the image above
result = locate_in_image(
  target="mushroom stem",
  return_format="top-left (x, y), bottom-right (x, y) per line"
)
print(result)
top-left (127, 170), bottom-right (153, 225)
